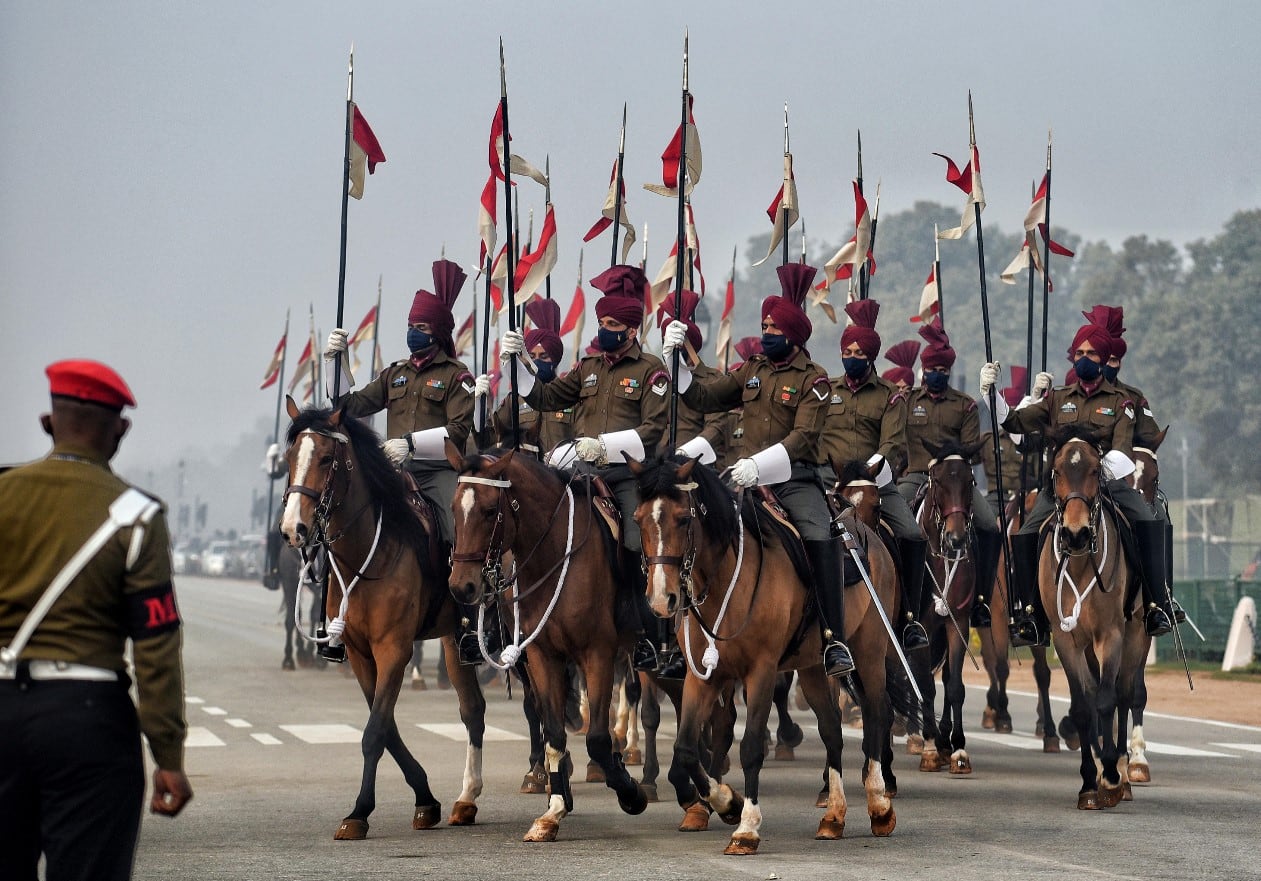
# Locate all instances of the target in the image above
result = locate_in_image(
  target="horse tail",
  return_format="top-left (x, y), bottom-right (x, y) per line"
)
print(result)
top-left (884, 656), bottom-right (922, 732)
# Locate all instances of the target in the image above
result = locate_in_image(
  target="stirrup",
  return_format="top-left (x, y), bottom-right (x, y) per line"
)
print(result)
top-left (655, 649), bottom-right (686, 680)
top-left (824, 640), bottom-right (855, 678)
top-left (631, 638), bottom-right (659, 672)
top-left (1009, 615), bottom-right (1047, 648)
top-left (970, 601), bottom-right (992, 629)
top-left (1145, 606), bottom-right (1172, 638)
top-left (902, 620), bottom-right (929, 652)
top-left (1169, 600), bottom-right (1187, 625)
top-left (457, 631), bottom-right (484, 666)
top-left (315, 626), bottom-right (346, 663)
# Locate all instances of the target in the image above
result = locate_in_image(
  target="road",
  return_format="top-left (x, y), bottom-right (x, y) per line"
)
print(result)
top-left (135, 575), bottom-right (1261, 880)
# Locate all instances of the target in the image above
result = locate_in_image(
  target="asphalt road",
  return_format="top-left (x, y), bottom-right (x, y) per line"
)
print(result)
top-left (134, 575), bottom-right (1261, 881)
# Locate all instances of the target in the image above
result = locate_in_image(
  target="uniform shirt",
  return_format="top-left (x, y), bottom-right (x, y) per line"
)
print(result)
top-left (1002, 380), bottom-right (1136, 457)
top-left (680, 350), bottom-right (830, 464)
top-left (340, 351), bottom-right (475, 449)
top-left (664, 360), bottom-right (732, 458)
top-left (903, 386), bottom-right (980, 473)
top-left (526, 342), bottom-right (670, 450)
top-left (981, 430), bottom-right (1025, 498)
top-left (0, 444), bottom-right (187, 771)
top-left (1112, 378), bottom-right (1161, 450)
top-left (492, 394), bottom-right (575, 456)
top-left (819, 370), bottom-right (909, 471)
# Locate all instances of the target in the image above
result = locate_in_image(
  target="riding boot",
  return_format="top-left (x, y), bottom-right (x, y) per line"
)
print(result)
top-left (970, 529), bottom-right (1002, 629)
top-left (804, 538), bottom-right (855, 678)
top-left (631, 566), bottom-right (664, 672)
top-left (1009, 532), bottom-right (1050, 647)
top-left (1135, 520), bottom-right (1172, 637)
top-left (1164, 519), bottom-right (1186, 623)
top-left (897, 537), bottom-right (930, 652)
top-left (457, 602), bottom-right (497, 666)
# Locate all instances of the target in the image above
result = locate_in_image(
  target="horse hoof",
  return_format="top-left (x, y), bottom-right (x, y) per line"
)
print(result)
top-left (994, 716), bottom-right (1013, 735)
top-left (886, 783), bottom-right (898, 799)
top-left (723, 834), bottom-right (759, 855)
top-left (870, 807), bottom-right (896, 837)
top-left (1043, 736), bottom-right (1061, 754)
top-left (815, 815), bottom-right (845, 840)
top-left (411, 676), bottom-right (427, 691)
top-left (919, 749), bottom-right (944, 772)
top-left (815, 786), bottom-right (828, 809)
top-left (1128, 762), bottom-right (1151, 784)
top-left (448, 801), bottom-right (477, 826)
top-left (585, 761), bottom-right (606, 783)
top-left (334, 818), bottom-right (369, 840)
top-left (640, 783), bottom-right (659, 803)
top-left (906, 733), bottom-right (924, 755)
top-left (412, 804), bottom-right (441, 830)
top-left (1058, 717), bottom-right (1080, 751)
top-left (1097, 782), bottom-right (1124, 809)
top-left (523, 817), bottom-right (559, 842)
top-left (520, 766), bottom-right (548, 794)
top-left (949, 752), bottom-right (972, 775)
top-left (774, 743), bottom-right (795, 761)
top-left (618, 785), bottom-right (648, 816)
top-left (282, 657), bottom-right (296, 671)
top-left (679, 802), bottom-right (711, 832)
top-left (1122, 781), bottom-right (1133, 802)
top-left (780, 721), bottom-right (805, 748)
top-left (1077, 790), bottom-right (1100, 810)
top-left (981, 706), bottom-right (996, 729)
top-left (623, 746), bottom-right (643, 766)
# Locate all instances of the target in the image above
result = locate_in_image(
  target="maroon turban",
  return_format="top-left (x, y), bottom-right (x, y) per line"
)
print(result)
top-left (409, 259), bottom-right (467, 356)
top-left (658, 290), bottom-right (703, 353)
top-left (882, 366), bottom-right (914, 387)
top-left (591, 264), bottom-right (649, 329)
top-left (761, 263), bottom-right (816, 350)
top-left (840, 299), bottom-right (882, 360)
top-left (1067, 323), bottom-right (1115, 364)
top-left (918, 317), bottom-right (956, 369)
top-left (1083, 304), bottom-right (1127, 359)
top-left (883, 339), bottom-right (920, 387)
top-left (524, 298), bottom-right (564, 363)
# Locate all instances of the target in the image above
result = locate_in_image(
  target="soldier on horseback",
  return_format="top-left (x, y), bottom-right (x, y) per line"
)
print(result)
top-left (895, 318), bottom-right (1001, 630)
top-left (817, 300), bottom-right (931, 653)
top-left (661, 290), bottom-right (732, 465)
top-left (980, 316), bottom-right (1172, 647)
top-left (662, 262), bottom-right (855, 678)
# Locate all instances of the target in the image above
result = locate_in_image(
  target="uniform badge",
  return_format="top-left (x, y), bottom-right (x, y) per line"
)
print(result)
top-left (912, 405), bottom-right (928, 417)
top-left (779, 385), bottom-right (797, 403)
top-left (651, 382), bottom-right (667, 396)
top-left (519, 401), bottom-right (533, 412)
top-left (461, 382), bottom-right (474, 394)
top-left (391, 375), bottom-right (408, 388)
top-left (583, 374), bottom-right (598, 388)
top-left (732, 427), bottom-right (744, 439)
top-left (1095, 406), bottom-right (1115, 416)
top-left (746, 376), bottom-right (761, 389)
top-left (425, 379), bottom-right (446, 390)
top-left (812, 387), bottom-right (828, 401)
top-left (1060, 402), bottom-right (1077, 413)
top-left (620, 377), bottom-right (641, 395)
top-left (1124, 406), bottom-right (1135, 419)
top-left (831, 394), bottom-right (843, 404)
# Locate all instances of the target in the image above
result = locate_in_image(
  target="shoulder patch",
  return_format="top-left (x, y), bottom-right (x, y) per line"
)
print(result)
top-left (811, 375), bottom-right (830, 387)
top-left (965, 399), bottom-right (978, 412)
top-left (649, 369), bottom-right (670, 386)
top-left (889, 391), bottom-right (908, 406)
top-left (456, 371), bottom-right (473, 383)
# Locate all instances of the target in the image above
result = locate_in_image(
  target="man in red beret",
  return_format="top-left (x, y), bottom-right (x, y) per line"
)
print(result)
top-left (1, 360), bottom-right (193, 881)
top-left (980, 320), bottom-right (1171, 645)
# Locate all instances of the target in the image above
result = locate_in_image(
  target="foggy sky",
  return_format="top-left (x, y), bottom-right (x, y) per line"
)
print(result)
top-left (3, 1), bottom-right (1258, 486)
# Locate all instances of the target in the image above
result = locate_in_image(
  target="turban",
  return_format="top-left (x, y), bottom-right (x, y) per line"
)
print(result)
top-left (46, 359), bottom-right (136, 410)
top-left (591, 264), bottom-right (649, 329)
top-left (760, 263), bottom-right (816, 350)
top-left (658, 290), bottom-right (702, 353)
top-left (524, 298), bottom-right (564, 364)
top-left (409, 259), bottom-right (467, 356)
top-left (1067, 323), bottom-right (1115, 364)
top-left (840, 299), bottom-right (882, 360)
top-left (883, 339), bottom-right (921, 387)
top-left (1083, 304), bottom-right (1127, 359)
top-left (917, 317), bottom-right (956, 369)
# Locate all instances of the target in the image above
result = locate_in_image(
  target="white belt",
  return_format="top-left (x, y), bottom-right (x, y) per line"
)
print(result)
top-left (0, 660), bottom-right (120, 682)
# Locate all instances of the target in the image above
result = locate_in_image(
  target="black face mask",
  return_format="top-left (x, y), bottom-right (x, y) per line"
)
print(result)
top-left (1101, 363), bottom-right (1119, 384)
top-left (761, 333), bottom-right (791, 362)
top-left (597, 327), bottom-right (628, 352)
top-left (924, 371), bottom-right (950, 393)
top-left (1074, 357), bottom-right (1102, 383)
top-left (533, 360), bottom-right (556, 383)
top-left (842, 357), bottom-right (869, 381)
top-left (407, 328), bottom-right (434, 354)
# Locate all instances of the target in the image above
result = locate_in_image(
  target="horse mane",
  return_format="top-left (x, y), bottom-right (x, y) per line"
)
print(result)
top-left (835, 459), bottom-right (875, 488)
top-left (286, 406), bottom-right (429, 551)
top-left (1046, 424), bottom-right (1105, 450)
top-left (922, 437), bottom-right (984, 462)
top-left (633, 455), bottom-right (740, 549)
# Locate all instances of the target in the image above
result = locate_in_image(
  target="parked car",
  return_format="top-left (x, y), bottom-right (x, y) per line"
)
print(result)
top-left (203, 540), bottom-right (232, 576)
top-left (172, 543), bottom-right (201, 575)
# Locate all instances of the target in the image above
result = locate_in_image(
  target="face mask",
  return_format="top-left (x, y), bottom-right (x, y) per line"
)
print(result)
top-left (842, 357), bottom-right (869, 381)
top-left (533, 360), bottom-right (556, 383)
top-left (1101, 363), bottom-right (1119, 383)
top-left (761, 333), bottom-right (791, 362)
top-left (924, 371), bottom-right (950, 393)
top-left (597, 326), bottom-right (628, 352)
top-left (407, 328), bottom-right (434, 354)
top-left (1074, 357), bottom-right (1102, 383)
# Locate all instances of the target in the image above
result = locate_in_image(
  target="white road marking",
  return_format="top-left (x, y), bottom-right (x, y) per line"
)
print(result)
top-left (280, 723), bottom-right (362, 744)
top-left (417, 723), bottom-right (527, 742)
top-left (1212, 743), bottom-right (1261, 754)
top-left (185, 696), bottom-right (204, 705)
top-left (226, 718), bottom-right (252, 728)
top-left (964, 683), bottom-right (1261, 732)
top-left (201, 706), bottom-right (227, 716)
top-left (1142, 741), bottom-right (1235, 758)
top-left (186, 727), bottom-right (226, 747)
top-left (251, 733), bottom-right (282, 746)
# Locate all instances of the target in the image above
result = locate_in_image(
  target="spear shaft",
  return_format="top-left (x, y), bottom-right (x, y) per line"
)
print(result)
top-left (500, 40), bottom-right (519, 449)
top-left (934, 224), bottom-right (944, 330)
top-left (610, 104), bottom-right (627, 266)
top-left (1040, 132), bottom-right (1053, 375)
top-left (545, 155), bottom-right (553, 301)
top-left (332, 48), bottom-right (354, 405)
top-left (669, 32), bottom-right (689, 451)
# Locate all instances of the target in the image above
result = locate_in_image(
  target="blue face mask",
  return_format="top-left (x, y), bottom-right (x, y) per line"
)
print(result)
top-left (761, 333), bottom-right (791, 362)
top-left (533, 360), bottom-right (556, 383)
top-left (597, 326), bottom-right (628, 352)
top-left (1101, 363), bottom-right (1119, 383)
top-left (842, 357), bottom-right (870, 381)
top-left (407, 328), bottom-right (434, 354)
top-left (1074, 357), bottom-right (1102, 383)
top-left (924, 370), bottom-right (950, 393)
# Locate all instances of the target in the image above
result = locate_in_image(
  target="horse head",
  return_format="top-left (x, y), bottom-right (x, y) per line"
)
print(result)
top-left (447, 443), bottom-right (518, 605)
top-left (923, 439), bottom-right (984, 558)
top-left (831, 456), bottom-right (881, 531)
top-left (280, 396), bottom-right (352, 549)
top-left (629, 455), bottom-right (708, 619)
top-left (1048, 427), bottom-right (1105, 553)
top-left (1128, 425), bottom-right (1167, 507)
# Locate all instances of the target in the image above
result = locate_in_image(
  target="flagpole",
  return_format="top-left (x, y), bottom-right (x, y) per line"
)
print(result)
top-left (668, 31), bottom-right (690, 451)
top-left (610, 104), bottom-right (628, 267)
top-left (332, 46), bottom-right (354, 407)
top-left (263, 309), bottom-right (289, 581)
top-left (857, 130), bottom-right (867, 300)
top-left (544, 156), bottom-right (553, 301)
top-left (1025, 181), bottom-right (1036, 392)
top-left (479, 254), bottom-right (493, 447)
top-left (781, 104), bottom-right (790, 268)
top-left (934, 224), bottom-right (944, 330)
top-left (500, 40), bottom-right (520, 450)
top-left (722, 244), bottom-right (736, 371)
top-left (370, 276), bottom-right (382, 379)
top-left (866, 180), bottom-right (881, 298)
top-left (1039, 130), bottom-right (1053, 375)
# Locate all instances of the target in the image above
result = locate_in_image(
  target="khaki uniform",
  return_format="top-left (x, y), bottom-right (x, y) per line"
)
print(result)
top-left (1113, 378), bottom-right (1161, 450)
top-left (981, 430), bottom-right (1025, 516)
top-left (492, 395), bottom-right (575, 458)
top-left (665, 360), bottom-right (732, 459)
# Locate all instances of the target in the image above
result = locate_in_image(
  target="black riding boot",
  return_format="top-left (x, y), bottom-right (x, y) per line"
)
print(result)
top-left (805, 538), bottom-right (855, 677)
top-left (1135, 520), bottom-right (1172, 637)
top-left (970, 529), bottom-right (1002, 629)
top-left (897, 536), bottom-right (930, 651)
top-left (1009, 532), bottom-right (1050, 647)
top-left (457, 601), bottom-right (502, 665)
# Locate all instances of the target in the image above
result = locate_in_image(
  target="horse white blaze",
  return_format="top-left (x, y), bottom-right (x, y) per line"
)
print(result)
top-left (845, 490), bottom-right (865, 508)
top-left (650, 499), bottom-right (669, 612)
top-left (280, 435), bottom-right (315, 542)
top-left (458, 486), bottom-right (477, 528)
top-left (457, 744), bottom-right (483, 804)
top-left (733, 799), bottom-right (763, 839)
top-left (1132, 459), bottom-right (1146, 486)
top-left (1070, 448), bottom-right (1082, 466)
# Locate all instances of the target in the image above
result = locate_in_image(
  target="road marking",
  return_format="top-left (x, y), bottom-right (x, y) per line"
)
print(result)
top-left (226, 718), bottom-right (252, 728)
top-left (1212, 743), bottom-right (1261, 754)
top-left (417, 723), bottom-right (528, 742)
top-left (1139, 741), bottom-right (1232, 758)
top-left (280, 723), bottom-right (362, 744)
top-left (251, 733), bottom-right (282, 746)
top-left (961, 730), bottom-right (1048, 751)
top-left (186, 727), bottom-right (226, 747)
top-left (965, 684), bottom-right (1261, 732)
top-left (185, 696), bottom-right (204, 705)
top-left (201, 706), bottom-right (227, 716)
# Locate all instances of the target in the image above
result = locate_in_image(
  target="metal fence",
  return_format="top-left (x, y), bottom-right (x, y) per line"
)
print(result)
top-left (1157, 578), bottom-right (1261, 663)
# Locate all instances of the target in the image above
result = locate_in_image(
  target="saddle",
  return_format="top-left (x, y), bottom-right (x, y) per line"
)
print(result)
top-left (589, 475), bottom-right (622, 544)
top-left (757, 486), bottom-right (868, 587)
top-left (399, 470), bottom-right (449, 581)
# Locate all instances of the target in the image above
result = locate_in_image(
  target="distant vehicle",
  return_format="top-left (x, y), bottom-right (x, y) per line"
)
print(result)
top-left (172, 543), bottom-right (201, 575)
top-left (203, 540), bottom-right (232, 577)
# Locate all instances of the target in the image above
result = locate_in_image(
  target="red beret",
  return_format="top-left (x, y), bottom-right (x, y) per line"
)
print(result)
top-left (658, 290), bottom-right (703, 353)
top-left (840, 299), bottom-right (882, 360)
top-left (46, 359), bottom-right (136, 410)
top-left (761, 263), bottom-right (816, 350)
top-left (1067, 323), bottom-right (1115, 363)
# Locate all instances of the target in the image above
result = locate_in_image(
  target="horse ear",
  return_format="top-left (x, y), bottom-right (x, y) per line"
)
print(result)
top-left (921, 438), bottom-right (942, 461)
top-left (485, 449), bottom-right (515, 476)
top-left (285, 395), bottom-right (301, 419)
top-left (865, 459), bottom-right (881, 481)
top-left (625, 457), bottom-right (644, 476)
top-left (444, 438), bottom-right (464, 471)
top-left (676, 457), bottom-right (697, 482)
top-left (1151, 425), bottom-right (1169, 452)
top-left (329, 405), bottom-right (344, 428)
top-left (962, 440), bottom-right (986, 461)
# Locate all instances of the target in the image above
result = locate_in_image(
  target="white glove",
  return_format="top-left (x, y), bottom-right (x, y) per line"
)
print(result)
top-left (661, 320), bottom-right (689, 362)
top-left (325, 328), bottom-right (349, 360)
top-left (730, 458), bottom-right (760, 487)
top-left (866, 453), bottom-right (894, 488)
top-left (1033, 371), bottom-right (1055, 397)
top-left (474, 374), bottom-right (491, 398)
top-left (978, 361), bottom-right (1000, 397)
top-left (501, 330), bottom-right (525, 359)
top-left (263, 442), bottom-right (281, 474)
top-left (573, 436), bottom-right (605, 463)
top-left (381, 438), bottom-right (409, 465)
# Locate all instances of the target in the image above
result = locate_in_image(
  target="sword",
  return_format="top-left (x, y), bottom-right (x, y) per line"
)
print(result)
top-left (835, 521), bottom-right (923, 704)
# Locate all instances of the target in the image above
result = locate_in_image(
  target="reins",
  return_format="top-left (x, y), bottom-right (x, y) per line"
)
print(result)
top-left (1050, 441), bottom-right (1116, 633)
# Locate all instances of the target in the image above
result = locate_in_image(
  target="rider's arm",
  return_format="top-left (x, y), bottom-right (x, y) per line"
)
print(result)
top-left (877, 388), bottom-right (909, 468)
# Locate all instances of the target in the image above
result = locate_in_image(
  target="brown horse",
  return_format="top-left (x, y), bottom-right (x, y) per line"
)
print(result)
top-left (279, 398), bottom-right (487, 839)
top-left (632, 456), bottom-right (913, 855)
top-left (446, 446), bottom-right (648, 842)
top-left (1043, 431), bottom-right (1149, 809)
top-left (910, 440), bottom-right (985, 775)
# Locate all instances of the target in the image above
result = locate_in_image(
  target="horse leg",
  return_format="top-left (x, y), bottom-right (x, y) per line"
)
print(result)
top-left (720, 667), bottom-right (777, 856)
top-left (522, 653), bottom-right (574, 842)
top-left (515, 663), bottom-right (548, 793)
top-left (798, 666), bottom-right (856, 840)
top-left (945, 625), bottom-right (971, 774)
top-left (911, 652), bottom-right (944, 772)
top-left (1093, 642), bottom-right (1125, 808)
top-left (1128, 663), bottom-right (1151, 783)
top-left (640, 675), bottom-right (663, 803)
top-left (282, 579), bottom-right (297, 670)
top-left (580, 648), bottom-right (647, 816)
top-left (1032, 646), bottom-right (1063, 752)
top-left (706, 684), bottom-right (738, 782)
top-left (773, 672), bottom-right (803, 760)
top-left (668, 675), bottom-right (725, 835)
top-left (440, 636), bottom-right (488, 825)
top-left (1057, 648), bottom-right (1102, 809)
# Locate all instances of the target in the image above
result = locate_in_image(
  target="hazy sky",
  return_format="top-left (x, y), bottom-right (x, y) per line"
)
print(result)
top-left (3, 1), bottom-right (1258, 479)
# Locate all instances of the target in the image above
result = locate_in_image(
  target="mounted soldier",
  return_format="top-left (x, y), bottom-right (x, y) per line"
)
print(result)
top-left (663, 289), bottom-right (733, 466)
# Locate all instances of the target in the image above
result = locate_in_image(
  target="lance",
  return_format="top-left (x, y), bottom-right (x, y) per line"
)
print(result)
top-left (610, 103), bottom-right (628, 266)
top-left (800, 220), bottom-right (807, 264)
top-left (781, 104), bottom-right (791, 267)
top-left (857, 130), bottom-right (868, 300)
top-left (331, 46), bottom-right (354, 406)
top-left (721, 244), bottom-right (736, 371)
top-left (934, 223), bottom-right (944, 329)
top-left (1040, 131), bottom-right (1053, 375)
top-left (967, 92), bottom-right (1017, 629)
top-left (369, 276), bottom-right (382, 381)
top-left (520, 204), bottom-right (531, 329)
top-left (544, 156), bottom-right (553, 301)
top-left (641, 222), bottom-right (648, 271)
top-left (668, 31), bottom-right (690, 451)
top-left (263, 309), bottom-right (290, 582)
top-left (500, 40), bottom-right (520, 449)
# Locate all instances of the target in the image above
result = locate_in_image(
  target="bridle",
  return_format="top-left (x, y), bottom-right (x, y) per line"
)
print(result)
top-left (640, 481), bottom-right (704, 609)
top-left (925, 455), bottom-right (974, 564)
top-left (1051, 439), bottom-right (1103, 559)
